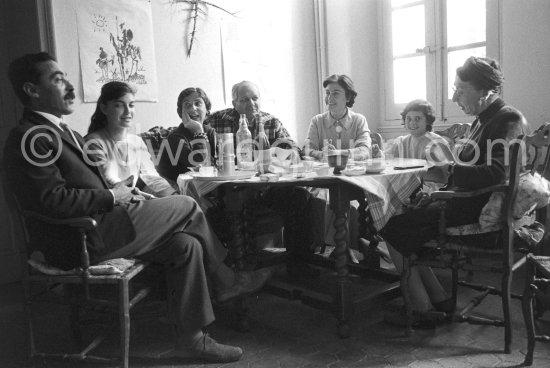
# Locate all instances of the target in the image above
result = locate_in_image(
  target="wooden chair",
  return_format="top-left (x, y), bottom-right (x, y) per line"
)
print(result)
top-left (434, 123), bottom-right (471, 149)
top-left (370, 132), bottom-right (383, 157)
top-left (1, 165), bottom-right (153, 368)
top-left (523, 254), bottom-right (550, 365)
top-left (401, 124), bottom-right (550, 354)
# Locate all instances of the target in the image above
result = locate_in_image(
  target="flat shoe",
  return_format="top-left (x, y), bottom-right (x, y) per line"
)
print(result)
top-left (175, 333), bottom-right (243, 363)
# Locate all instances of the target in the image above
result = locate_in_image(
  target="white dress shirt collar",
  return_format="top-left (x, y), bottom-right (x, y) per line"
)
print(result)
top-left (33, 111), bottom-right (63, 130)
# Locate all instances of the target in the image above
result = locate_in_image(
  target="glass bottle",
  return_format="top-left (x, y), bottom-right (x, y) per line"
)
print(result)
top-left (257, 119), bottom-right (271, 173)
top-left (236, 114), bottom-right (253, 169)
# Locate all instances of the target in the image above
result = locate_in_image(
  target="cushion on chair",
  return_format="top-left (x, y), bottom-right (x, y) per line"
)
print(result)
top-left (475, 172), bottom-right (550, 231)
top-left (514, 172), bottom-right (550, 217)
top-left (28, 257), bottom-right (136, 276)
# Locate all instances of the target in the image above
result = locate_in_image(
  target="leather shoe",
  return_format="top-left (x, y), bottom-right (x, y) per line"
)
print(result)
top-left (216, 268), bottom-right (272, 303)
top-left (175, 333), bottom-right (242, 363)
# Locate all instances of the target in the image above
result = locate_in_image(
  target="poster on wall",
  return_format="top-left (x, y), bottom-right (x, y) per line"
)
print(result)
top-left (76, 0), bottom-right (158, 102)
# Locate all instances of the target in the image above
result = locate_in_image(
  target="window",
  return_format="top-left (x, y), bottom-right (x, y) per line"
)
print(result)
top-left (380, 0), bottom-right (501, 134)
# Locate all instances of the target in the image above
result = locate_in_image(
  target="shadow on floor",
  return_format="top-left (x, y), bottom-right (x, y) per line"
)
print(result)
top-left (1, 261), bottom-right (550, 368)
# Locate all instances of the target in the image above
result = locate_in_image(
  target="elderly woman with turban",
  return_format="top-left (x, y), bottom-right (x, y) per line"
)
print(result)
top-left (381, 56), bottom-right (528, 328)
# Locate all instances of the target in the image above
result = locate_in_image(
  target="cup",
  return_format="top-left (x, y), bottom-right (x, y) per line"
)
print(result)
top-left (303, 160), bottom-right (314, 172)
top-left (199, 166), bottom-right (215, 176)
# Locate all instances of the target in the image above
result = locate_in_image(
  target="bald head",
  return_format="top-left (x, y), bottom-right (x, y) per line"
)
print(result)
top-left (232, 81), bottom-right (261, 123)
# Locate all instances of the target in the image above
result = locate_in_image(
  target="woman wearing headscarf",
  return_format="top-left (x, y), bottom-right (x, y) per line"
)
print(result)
top-left (381, 56), bottom-right (528, 327)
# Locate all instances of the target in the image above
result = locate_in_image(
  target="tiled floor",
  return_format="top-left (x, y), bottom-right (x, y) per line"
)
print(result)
top-left (1, 256), bottom-right (550, 368)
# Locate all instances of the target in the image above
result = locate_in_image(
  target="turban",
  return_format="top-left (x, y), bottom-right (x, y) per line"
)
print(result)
top-left (457, 56), bottom-right (504, 91)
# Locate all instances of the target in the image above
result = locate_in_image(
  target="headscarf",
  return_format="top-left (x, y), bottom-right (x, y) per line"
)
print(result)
top-left (456, 56), bottom-right (504, 91)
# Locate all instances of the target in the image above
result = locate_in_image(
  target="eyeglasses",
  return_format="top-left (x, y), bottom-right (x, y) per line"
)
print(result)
top-left (451, 86), bottom-right (464, 98)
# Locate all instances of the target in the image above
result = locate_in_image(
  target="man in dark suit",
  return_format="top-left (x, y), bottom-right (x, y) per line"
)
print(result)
top-left (4, 52), bottom-right (271, 363)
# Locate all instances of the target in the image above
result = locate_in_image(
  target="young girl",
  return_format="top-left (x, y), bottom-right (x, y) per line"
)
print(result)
top-left (85, 81), bottom-right (177, 197)
top-left (386, 99), bottom-right (449, 162)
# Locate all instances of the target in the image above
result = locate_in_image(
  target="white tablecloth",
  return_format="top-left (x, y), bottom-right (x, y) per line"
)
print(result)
top-left (178, 158), bottom-right (428, 231)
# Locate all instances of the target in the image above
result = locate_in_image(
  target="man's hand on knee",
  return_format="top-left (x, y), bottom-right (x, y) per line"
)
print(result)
top-left (112, 175), bottom-right (146, 204)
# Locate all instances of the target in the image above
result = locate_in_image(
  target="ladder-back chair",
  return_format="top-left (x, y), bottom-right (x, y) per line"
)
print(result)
top-left (1, 163), bottom-right (153, 368)
top-left (401, 124), bottom-right (550, 354)
top-left (434, 123), bottom-right (471, 149)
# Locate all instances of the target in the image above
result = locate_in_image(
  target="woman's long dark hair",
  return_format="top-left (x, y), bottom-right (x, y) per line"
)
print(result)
top-left (88, 81), bottom-right (137, 134)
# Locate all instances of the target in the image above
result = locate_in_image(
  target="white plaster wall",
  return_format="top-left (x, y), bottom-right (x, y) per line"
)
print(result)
top-left (51, 0), bottom-right (319, 144)
top-left (33, 0), bottom-right (550, 140)
top-left (324, 0), bottom-right (381, 133)
top-left (501, 0), bottom-right (550, 131)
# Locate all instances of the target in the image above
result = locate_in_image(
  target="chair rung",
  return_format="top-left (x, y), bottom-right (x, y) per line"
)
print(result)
top-left (455, 314), bottom-right (504, 326)
top-left (129, 287), bottom-right (151, 308)
top-left (79, 335), bottom-right (106, 356)
top-left (535, 335), bottom-right (550, 342)
top-left (458, 281), bottom-right (500, 294)
top-left (34, 352), bottom-right (115, 363)
top-left (461, 264), bottom-right (504, 273)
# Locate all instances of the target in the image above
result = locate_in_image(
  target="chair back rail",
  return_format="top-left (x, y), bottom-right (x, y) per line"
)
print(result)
top-left (435, 123), bottom-right (471, 148)
top-left (401, 123), bottom-right (550, 354)
top-left (370, 132), bottom-right (383, 150)
top-left (1, 160), bottom-right (151, 368)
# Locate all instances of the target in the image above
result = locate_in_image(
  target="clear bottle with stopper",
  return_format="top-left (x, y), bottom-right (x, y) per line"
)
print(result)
top-left (256, 115), bottom-right (271, 173)
top-left (236, 114), bottom-right (253, 169)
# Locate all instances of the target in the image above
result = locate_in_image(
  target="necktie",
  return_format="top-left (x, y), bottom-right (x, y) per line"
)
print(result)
top-left (60, 122), bottom-right (83, 152)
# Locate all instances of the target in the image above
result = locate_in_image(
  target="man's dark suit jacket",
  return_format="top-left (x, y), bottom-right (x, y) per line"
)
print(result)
top-left (3, 109), bottom-right (135, 270)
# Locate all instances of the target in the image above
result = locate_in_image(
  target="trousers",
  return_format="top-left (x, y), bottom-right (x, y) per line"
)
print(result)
top-left (96, 195), bottom-right (227, 334)
top-left (381, 193), bottom-right (491, 256)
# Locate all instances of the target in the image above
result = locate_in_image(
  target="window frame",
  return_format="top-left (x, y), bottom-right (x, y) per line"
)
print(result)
top-left (378, 0), bottom-right (502, 137)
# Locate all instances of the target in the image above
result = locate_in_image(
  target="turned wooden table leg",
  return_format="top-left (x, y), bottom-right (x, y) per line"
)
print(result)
top-left (221, 187), bottom-right (248, 271)
top-left (329, 185), bottom-right (351, 338)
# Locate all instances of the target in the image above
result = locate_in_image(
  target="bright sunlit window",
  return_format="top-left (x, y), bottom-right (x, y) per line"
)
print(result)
top-left (446, 0), bottom-right (486, 98)
top-left (381, 0), bottom-right (500, 127)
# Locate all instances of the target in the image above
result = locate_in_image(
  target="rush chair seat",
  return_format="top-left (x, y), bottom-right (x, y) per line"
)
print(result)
top-left (401, 124), bottom-right (550, 354)
top-left (523, 254), bottom-right (550, 365)
top-left (1, 165), bottom-right (153, 368)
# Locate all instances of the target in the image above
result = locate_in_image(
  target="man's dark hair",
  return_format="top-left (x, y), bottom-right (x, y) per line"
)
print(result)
top-left (8, 52), bottom-right (56, 105)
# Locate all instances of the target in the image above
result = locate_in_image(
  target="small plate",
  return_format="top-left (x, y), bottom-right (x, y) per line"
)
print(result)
top-left (194, 170), bottom-right (256, 181)
top-left (342, 169), bottom-right (366, 176)
top-left (364, 167), bottom-right (385, 174)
